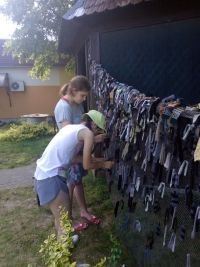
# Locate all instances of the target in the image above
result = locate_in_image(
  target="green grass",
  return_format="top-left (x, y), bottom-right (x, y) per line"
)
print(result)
top-left (0, 186), bottom-right (53, 267)
top-left (0, 122), bottom-right (137, 266)
top-left (0, 123), bottom-right (53, 169)
top-left (0, 173), bottom-right (136, 267)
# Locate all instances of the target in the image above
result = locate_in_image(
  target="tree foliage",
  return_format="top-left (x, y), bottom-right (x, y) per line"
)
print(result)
top-left (0, 0), bottom-right (77, 80)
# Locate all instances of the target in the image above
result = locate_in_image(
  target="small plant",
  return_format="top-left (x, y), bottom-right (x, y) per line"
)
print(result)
top-left (39, 207), bottom-right (76, 267)
top-left (28, 207), bottom-right (108, 267)
top-left (107, 235), bottom-right (123, 267)
top-left (0, 120), bottom-right (54, 141)
top-left (93, 258), bottom-right (107, 267)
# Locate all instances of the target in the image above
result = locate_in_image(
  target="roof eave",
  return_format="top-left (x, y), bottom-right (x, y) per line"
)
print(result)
top-left (58, 18), bottom-right (85, 55)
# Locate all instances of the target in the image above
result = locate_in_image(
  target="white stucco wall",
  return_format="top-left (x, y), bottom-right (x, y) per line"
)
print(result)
top-left (1, 67), bottom-right (60, 86)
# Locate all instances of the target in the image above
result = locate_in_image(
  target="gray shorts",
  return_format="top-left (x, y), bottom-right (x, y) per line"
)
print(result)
top-left (34, 175), bottom-right (69, 206)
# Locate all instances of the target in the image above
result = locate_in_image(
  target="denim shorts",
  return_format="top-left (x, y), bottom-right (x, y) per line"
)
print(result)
top-left (34, 175), bottom-right (69, 206)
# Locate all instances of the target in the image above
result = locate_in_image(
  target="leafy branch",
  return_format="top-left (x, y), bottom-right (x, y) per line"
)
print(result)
top-left (0, 0), bottom-right (77, 80)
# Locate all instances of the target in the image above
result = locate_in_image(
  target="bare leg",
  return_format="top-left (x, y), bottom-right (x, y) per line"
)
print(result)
top-left (74, 182), bottom-right (91, 219)
top-left (67, 183), bottom-right (86, 217)
top-left (74, 182), bottom-right (99, 225)
top-left (67, 184), bottom-right (74, 220)
top-left (68, 183), bottom-right (75, 201)
top-left (67, 183), bottom-right (90, 219)
top-left (49, 190), bottom-right (71, 239)
top-left (68, 181), bottom-right (99, 224)
top-left (49, 190), bottom-right (87, 239)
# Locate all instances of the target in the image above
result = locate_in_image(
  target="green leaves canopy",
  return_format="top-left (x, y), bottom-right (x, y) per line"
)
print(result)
top-left (0, 0), bottom-right (77, 80)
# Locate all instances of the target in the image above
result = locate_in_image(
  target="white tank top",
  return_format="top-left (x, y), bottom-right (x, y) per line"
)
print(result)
top-left (34, 124), bottom-right (87, 180)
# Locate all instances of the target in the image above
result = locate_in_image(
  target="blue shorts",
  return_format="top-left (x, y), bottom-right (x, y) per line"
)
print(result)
top-left (68, 163), bottom-right (88, 186)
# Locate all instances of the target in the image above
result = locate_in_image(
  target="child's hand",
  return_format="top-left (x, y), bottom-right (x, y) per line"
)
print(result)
top-left (94, 133), bottom-right (107, 143)
top-left (104, 161), bottom-right (114, 169)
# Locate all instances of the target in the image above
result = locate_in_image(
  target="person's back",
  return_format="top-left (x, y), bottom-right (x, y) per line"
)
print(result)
top-left (35, 124), bottom-right (86, 180)
top-left (54, 99), bottom-right (84, 130)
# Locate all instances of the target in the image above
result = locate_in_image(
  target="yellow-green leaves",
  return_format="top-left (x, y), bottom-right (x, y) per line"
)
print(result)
top-left (0, 120), bottom-right (54, 141)
top-left (28, 206), bottom-right (108, 267)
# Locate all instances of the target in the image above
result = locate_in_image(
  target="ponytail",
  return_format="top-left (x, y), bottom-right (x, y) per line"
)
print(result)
top-left (59, 84), bottom-right (69, 97)
top-left (59, 76), bottom-right (91, 98)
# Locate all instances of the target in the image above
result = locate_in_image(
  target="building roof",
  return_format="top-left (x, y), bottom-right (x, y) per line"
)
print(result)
top-left (59, 0), bottom-right (200, 55)
top-left (0, 39), bottom-right (33, 67)
top-left (59, 0), bottom-right (152, 54)
top-left (0, 39), bottom-right (70, 68)
top-left (63, 0), bottom-right (151, 20)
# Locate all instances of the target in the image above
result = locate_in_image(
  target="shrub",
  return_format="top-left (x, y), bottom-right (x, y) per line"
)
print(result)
top-left (0, 120), bottom-right (54, 141)
top-left (28, 207), bottom-right (107, 267)
top-left (39, 207), bottom-right (77, 267)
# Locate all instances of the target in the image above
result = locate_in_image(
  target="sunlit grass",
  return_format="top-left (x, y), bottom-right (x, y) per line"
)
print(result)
top-left (0, 123), bottom-right (53, 169)
top-left (0, 123), bottom-right (136, 266)
top-left (0, 173), bottom-right (136, 267)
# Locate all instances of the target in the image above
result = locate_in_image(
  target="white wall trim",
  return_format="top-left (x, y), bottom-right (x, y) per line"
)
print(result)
top-left (0, 67), bottom-right (61, 86)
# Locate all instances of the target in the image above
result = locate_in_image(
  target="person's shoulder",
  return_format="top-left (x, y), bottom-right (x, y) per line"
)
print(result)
top-left (55, 99), bottom-right (71, 114)
top-left (80, 126), bottom-right (93, 137)
top-left (55, 99), bottom-right (61, 109)
top-left (75, 124), bottom-right (92, 142)
top-left (56, 99), bottom-right (70, 107)
top-left (76, 124), bottom-right (88, 131)
top-left (78, 125), bottom-right (92, 135)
